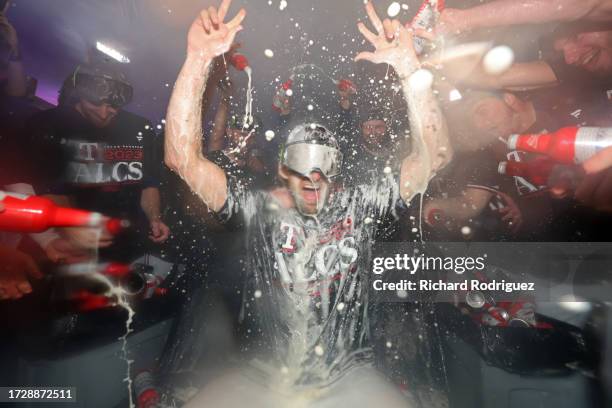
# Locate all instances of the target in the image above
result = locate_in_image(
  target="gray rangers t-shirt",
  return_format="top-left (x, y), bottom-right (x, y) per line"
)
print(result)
top-left (216, 174), bottom-right (401, 386)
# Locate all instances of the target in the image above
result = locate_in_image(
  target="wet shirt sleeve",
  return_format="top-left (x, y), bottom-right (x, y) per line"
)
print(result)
top-left (214, 175), bottom-right (259, 230)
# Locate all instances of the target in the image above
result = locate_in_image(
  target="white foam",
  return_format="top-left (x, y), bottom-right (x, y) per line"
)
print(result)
top-left (387, 2), bottom-right (401, 17)
top-left (483, 45), bottom-right (514, 75)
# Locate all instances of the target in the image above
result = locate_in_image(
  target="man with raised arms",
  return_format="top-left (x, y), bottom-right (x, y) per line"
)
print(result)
top-left (164, 0), bottom-right (452, 406)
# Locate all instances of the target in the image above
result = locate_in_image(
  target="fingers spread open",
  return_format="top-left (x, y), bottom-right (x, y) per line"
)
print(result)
top-left (357, 21), bottom-right (379, 46)
top-left (227, 8), bottom-right (246, 30)
top-left (355, 51), bottom-right (377, 63)
top-left (365, 1), bottom-right (383, 34)
top-left (383, 19), bottom-right (394, 40)
top-left (208, 6), bottom-right (219, 26)
top-left (199, 9), bottom-right (211, 32)
top-left (218, 0), bottom-right (232, 22)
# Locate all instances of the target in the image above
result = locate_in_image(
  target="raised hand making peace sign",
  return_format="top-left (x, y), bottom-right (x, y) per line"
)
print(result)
top-left (187, 0), bottom-right (246, 59)
top-left (355, 1), bottom-right (420, 78)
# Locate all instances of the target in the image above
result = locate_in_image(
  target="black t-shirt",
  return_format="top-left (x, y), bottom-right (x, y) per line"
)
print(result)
top-left (215, 174), bottom-right (401, 386)
top-left (25, 106), bottom-right (160, 223)
top-left (0, 96), bottom-right (42, 186)
top-left (545, 55), bottom-right (612, 117)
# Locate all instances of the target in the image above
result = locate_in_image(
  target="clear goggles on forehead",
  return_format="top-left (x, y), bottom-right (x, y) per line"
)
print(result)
top-left (283, 143), bottom-right (343, 179)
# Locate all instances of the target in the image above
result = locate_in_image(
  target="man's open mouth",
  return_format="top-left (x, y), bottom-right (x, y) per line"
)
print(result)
top-left (301, 185), bottom-right (321, 203)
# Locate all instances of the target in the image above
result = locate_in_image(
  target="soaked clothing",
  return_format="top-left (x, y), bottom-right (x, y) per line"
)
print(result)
top-left (216, 175), bottom-right (400, 386)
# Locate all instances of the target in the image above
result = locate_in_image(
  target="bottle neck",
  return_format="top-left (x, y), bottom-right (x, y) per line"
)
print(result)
top-left (50, 206), bottom-right (102, 228)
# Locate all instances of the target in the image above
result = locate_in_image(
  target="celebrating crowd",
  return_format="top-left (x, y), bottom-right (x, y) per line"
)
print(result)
top-left (1, 0), bottom-right (612, 407)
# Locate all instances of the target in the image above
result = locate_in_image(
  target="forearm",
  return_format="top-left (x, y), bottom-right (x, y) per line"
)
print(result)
top-left (140, 187), bottom-right (162, 221)
top-left (460, 0), bottom-right (605, 30)
top-left (165, 55), bottom-right (211, 170)
top-left (399, 70), bottom-right (452, 202)
top-left (164, 55), bottom-right (228, 212)
top-left (443, 61), bottom-right (558, 90)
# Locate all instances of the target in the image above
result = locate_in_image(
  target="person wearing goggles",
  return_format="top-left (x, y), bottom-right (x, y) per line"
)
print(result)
top-left (66, 62), bottom-right (134, 128)
top-left (278, 123), bottom-right (343, 214)
top-left (164, 0), bottom-right (452, 405)
top-left (25, 56), bottom-right (169, 263)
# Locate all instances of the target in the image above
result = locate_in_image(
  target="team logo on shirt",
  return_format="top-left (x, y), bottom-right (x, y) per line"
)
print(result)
top-left (274, 217), bottom-right (359, 288)
top-left (66, 141), bottom-right (144, 184)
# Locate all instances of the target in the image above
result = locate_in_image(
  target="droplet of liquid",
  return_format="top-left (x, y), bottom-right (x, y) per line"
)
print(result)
top-left (264, 49), bottom-right (274, 58)
top-left (307, 104), bottom-right (314, 111)
top-left (483, 45), bottom-right (514, 75)
top-left (409, 69), bottom-right (434, 92)
top-left (386, 341), bottom-right (393, 348)
top-left (336, 302), bottom-right (345, 311)
top-left (387, 2), bottom-right (401, 17)
top-left (254, 290), bottom-right (262, 298)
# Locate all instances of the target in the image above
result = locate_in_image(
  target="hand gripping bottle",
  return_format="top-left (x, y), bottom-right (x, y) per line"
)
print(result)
top-left (336, 78), bottom-right (357, 93)
top-left (507, 126), bottom-right (612, 164)
top-left (0, 191), bottom-right (129, 233)
top-left (412, 0), bottom-right (445, 55)
top-left (230, 53), bottom-right (251, 74)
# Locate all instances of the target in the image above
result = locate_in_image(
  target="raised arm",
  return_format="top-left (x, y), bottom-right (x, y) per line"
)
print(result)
top-left (164, 0), bottom-right (245, 212)
top-left (356, 2), bottom-right (453, 203)
top-left (438, 0), bottom-right (612, 35)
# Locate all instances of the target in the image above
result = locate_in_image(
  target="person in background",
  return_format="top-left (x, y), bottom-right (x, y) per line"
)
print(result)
top-left (436, 0), bottom-right (612, 36)
top-left (25, 57), bottom-right (169, 262)
top-left (0, 202), bottom-right (43, 301)
top-left (573, 146), bottom-right (612, 213)
top-left (0, 0), bottom-right (25, 98)
top-left (208, 81), bottom-right (269, 188)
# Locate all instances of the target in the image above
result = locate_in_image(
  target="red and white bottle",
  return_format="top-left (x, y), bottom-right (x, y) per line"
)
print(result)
top-left (0, 191), bottom-right (129, 234)
top-left (58, 262), bottom-right (132, 278)
top-left (507, 126), bottom-right (612, 164)
top-left (498, 157), bottom-right (556, 186)
top-left (411, 0), bottom-right (445, 55)
top-left (134, 370), bottom-right (161, 408)
top-left (230, 53), bottom-right (251, 74)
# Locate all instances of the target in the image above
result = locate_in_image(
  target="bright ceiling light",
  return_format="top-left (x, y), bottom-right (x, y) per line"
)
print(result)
top-left (96, 41), bottom-right (130, 63)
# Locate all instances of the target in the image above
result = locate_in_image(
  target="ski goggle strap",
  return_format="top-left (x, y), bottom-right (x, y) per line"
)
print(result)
top-left (283, 143), bottom-right (343, 179)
